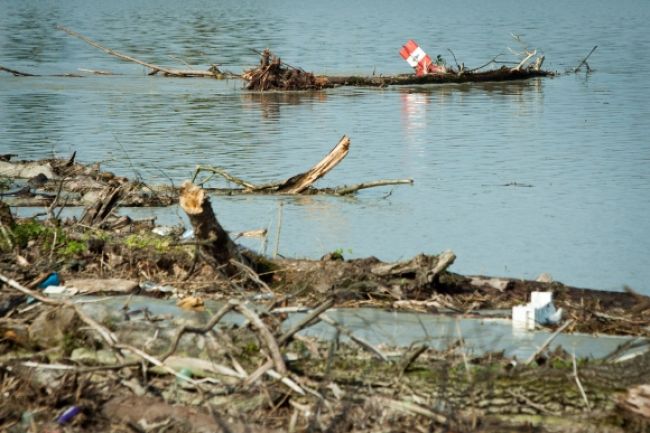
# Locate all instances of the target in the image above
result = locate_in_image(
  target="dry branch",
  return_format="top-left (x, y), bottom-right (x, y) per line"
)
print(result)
top-left (276, 135), bottom-right (350, 194)
top-left (574, 46), bottom-right (598, 73)
top-left (57, 25), bottom-right (226, 78)
top-left (0, 64), bottom-right (37, 77)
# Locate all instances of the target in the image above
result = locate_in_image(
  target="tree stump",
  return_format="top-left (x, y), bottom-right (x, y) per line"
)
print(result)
top-left (179, 181), bottom-right (239, 270)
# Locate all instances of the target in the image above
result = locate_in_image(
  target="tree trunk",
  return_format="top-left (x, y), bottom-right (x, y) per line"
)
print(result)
top-left (179, 181), bottom-right (238, 268)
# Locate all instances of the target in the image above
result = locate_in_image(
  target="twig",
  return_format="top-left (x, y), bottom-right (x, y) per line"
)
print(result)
top-left (56, 25), bottom-right (220, 78)
top-left (235, 303), bottom-right (287, 374)
top-left (468, 54), bottom-right (504, 73)
top-left (447, 49), bottom-right (461, 71)
top-left (574, 46), bottom-right (598, 73)
top-left (572, 350), bottom-right (591, 409)
top-left (319, 313), bottom-right (388, 361)
top-left (192, 165), bottom-right (258, 189)
top-left (507, 390), bottom-right (559, 415)
top-left (273, 201), bottom-right (283, 259)
top-left (334, 179), bottom-right (414, 195)
top-left (525, 319), bottom-right (574, 365)
top-left (399, 344), bottom-right (427, 376)
top-left (378, 397), bottom-right (448, 425)
top-left (278, 298), bottom-right (335, 345)
top-left (512, 49), bottom-right (537, 71)
top-left (0, 64), bottom-right (38, 76)
top-left (228, 259), bottom-right (272, 293)
top-left (159, 300), bottom-right (239, 361)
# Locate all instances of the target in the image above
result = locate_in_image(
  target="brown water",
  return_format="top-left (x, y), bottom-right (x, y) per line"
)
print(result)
top-left (2, 0), bottom-right (650, 292)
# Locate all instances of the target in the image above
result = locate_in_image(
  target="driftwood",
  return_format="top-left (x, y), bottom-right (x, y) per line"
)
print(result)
top-left (240, 43), bottom-right (552, 90)
top-left (322, 67), bottom-right (551, 88)
top-left (57, 26), bottom-right (230, 78)
top-left (79, 185), bottom-right (124, 226)
top-left (193, 135), bottom-right (413, 195)
top-left (242, 49), bottom-right (326, 90)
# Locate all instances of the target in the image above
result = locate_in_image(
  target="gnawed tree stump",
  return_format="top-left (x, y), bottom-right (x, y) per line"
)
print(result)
top-left (179, 181), bottom-right (240, 270)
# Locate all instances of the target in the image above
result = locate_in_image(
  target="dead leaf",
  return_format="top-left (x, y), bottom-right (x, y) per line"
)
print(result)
top-left (177, 296), bottom-right (204, 311)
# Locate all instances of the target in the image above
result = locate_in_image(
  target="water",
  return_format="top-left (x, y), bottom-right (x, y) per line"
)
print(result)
top-left (1, 0), bottom-right (650, 292)
top-left (78, 295), bottom-right (644, 360)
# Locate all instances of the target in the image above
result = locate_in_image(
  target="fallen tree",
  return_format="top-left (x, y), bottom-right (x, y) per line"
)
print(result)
top-left (191, 135), bottom-right (413, 195)
top-left (1, 137), bottom-right (412, 208)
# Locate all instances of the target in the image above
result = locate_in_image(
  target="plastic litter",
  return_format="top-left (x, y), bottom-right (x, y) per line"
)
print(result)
top-left (42, 285), bottom-right (78, 297)
top-left (38, 272), bottom-right (61, 289)
top-left (177, 367), bottom-right (193, 382)
top-left (512, 291), bottom-right (563, 330)
top-left (181, 228), bottom-right (194, 240)
top-left (56, 406), bottom-right (80, 424)
top-left (152, 225), bottom-right (175, 236)
top-left (140, 281), bottom-right (176, 294)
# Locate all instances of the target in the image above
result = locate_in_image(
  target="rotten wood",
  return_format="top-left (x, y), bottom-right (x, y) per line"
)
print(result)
top-left (79, 185), bottom-right (123, 226)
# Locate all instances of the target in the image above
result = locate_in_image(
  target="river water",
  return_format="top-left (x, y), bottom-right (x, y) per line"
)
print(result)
top-left (1, 0), bottom-right (649, 293)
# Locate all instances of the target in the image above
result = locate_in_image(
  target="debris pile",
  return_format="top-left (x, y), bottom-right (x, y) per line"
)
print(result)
top-left (1, 173), bottom-right (650, 432)
top-left (241, 49), bottom-right (330, 91)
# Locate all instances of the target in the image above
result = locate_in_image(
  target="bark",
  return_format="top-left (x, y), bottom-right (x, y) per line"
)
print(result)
top-left (179, 181), bottom-right (238, 268)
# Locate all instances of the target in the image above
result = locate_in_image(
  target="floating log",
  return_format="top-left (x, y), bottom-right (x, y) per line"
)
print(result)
top-left (321, 67), bottom-right (552, 88)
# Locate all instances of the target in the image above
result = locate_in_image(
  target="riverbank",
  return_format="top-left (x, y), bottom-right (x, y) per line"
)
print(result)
top-left (1, 157), bottom-right (650, 432)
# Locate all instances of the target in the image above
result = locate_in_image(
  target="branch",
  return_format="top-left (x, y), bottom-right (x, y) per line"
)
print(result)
top-left (512, 49), bottom-right (537, 71)
top-left (334, 178), bottom-right (413, 195)
top-left (192, 165), bottom-right (258, 190)
top-left (56, 25), bottom-right (220, 78)
top-left (277, 298), bottom-right (335, 345)
top-left (0, 64), bottom-right (38, 76)
top-left (525, 319), bottom-right (574, 365)
top-left (277, 135), bottom-right (350, 194)
top-left (574, 46), bottom-right (598, 73)
top-left (467, 54), bottom-right (504, 73)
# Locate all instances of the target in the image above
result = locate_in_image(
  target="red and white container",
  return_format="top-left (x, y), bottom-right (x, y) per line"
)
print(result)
top-left (399, 40), bottom-right (446, 76)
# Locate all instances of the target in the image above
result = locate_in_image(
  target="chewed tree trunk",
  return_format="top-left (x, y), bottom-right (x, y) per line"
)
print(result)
top-left (179, 181), bottom-right (239, 269)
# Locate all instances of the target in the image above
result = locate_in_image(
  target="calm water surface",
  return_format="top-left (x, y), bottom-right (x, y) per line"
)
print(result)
top-left (1, 0), bottom-right (649, 293)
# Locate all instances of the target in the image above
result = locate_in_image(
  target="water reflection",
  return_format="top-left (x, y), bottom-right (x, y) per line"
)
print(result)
top-left (241, 91), bottom-right (328, 120)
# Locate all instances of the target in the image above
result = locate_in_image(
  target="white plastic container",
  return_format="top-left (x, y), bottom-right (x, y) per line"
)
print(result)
top-left (512, 291), bottom-right (563, 330)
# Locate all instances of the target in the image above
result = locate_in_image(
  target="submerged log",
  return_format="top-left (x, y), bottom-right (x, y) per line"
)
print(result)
top-left (322, 67), bottom-right (552, 88)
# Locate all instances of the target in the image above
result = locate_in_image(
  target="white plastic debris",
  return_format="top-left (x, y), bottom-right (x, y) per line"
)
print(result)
top-left (512, 291), bottom-right (563, 330)
top-left (152, 226), bottom-right (175, 236)
top-left (42, 285), bottom-right (78, 297)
